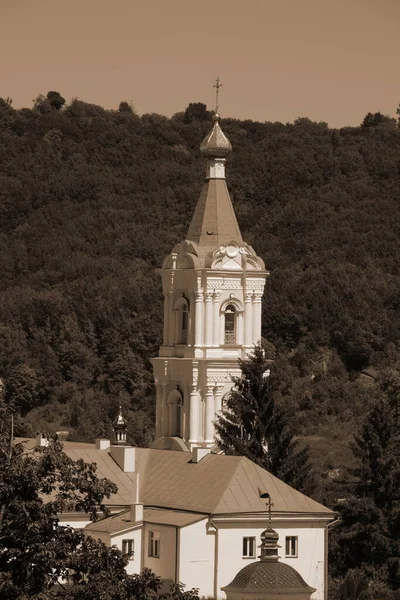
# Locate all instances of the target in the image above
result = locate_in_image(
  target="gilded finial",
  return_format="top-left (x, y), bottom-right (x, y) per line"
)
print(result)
top-left (213, 76), bottom-right (222, 115)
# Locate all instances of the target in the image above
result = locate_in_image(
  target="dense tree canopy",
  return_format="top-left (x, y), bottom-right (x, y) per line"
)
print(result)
top-left (0, 92), bottom-right (399, 481)
top-left (329, 371), bottom-right (400, 598)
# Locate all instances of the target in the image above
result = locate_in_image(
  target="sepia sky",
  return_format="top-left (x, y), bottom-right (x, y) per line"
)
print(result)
top-left (1, 0), bottom-right (400, 127)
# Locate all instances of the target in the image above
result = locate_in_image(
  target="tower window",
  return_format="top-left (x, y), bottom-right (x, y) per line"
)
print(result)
top-left (224, 304), bottom-right (236, 345)
top-left (243, 536), bottom-right (256, 558)
top-left (285, 536), bottom-right (298, 557)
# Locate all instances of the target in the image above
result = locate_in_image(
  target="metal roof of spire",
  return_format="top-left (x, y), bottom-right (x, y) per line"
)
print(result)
top-left (186, 77), bottom-right (242, 252)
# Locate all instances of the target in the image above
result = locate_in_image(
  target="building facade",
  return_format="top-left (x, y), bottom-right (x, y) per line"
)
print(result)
top-left (152, 114), bottom-right (268, 451)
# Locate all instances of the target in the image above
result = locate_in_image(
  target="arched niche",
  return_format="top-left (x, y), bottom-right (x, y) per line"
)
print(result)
top-left (173, 296), bottom-right (189, 344)
top-left (167, 389), bottom-right (183, 437)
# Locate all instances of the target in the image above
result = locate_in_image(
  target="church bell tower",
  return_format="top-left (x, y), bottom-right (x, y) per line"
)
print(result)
top-left (151, 88), bottom-right (268, 451)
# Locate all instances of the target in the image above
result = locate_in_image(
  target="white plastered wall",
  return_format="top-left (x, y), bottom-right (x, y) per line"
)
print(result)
top-left (216, 523), bottom-right (326, 600)
top-left (178, 519), bottom-right (215, 598)
top-left (110, 528), bottom-right (143, 575)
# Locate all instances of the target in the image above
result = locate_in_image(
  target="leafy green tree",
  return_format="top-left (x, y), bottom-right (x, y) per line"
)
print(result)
top-left (118, 101), bottom-right (135, 114)
top-left (47, 91), bottom-right (66, 110)
top-left (215, 344), bottom-right (313, 493)
top-left (183, 102), bottom-right (212, 123)
top-left (361, 112), bottom-right (396, 128)
top-left (0, 402), bottom-right (199, 599)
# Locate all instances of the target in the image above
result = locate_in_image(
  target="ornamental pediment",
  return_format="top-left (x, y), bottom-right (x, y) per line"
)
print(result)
top-left (211, 242), bottom-right (264, 271)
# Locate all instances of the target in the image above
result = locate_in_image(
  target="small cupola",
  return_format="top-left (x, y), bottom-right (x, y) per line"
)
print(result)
top-left (222, 493), bottom-right (316, 600)
top-left (200, 113), bottom-right (232, 159)
top-left (113, 405), bottom-right (128, 445)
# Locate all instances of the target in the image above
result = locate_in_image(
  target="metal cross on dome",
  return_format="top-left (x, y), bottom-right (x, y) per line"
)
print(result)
top-left (213, 76), bottom-right (222, 114)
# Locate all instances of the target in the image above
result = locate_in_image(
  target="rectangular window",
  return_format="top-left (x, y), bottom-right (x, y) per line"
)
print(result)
top-left (224, 311), bottom-right (235, 345)
top-left (242, 536), bottom-right (256, 558)
top-left (122, 539), bottom-right (135, 559)
top-left (148, 530), bottom-right (160, 558)
top-left (285, 536), bottom-right (298, 557)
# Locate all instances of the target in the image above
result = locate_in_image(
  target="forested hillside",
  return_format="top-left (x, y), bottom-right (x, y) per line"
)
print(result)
top-left (1, 95), bottom-right (399, 487)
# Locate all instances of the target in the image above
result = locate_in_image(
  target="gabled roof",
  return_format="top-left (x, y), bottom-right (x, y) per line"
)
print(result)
top-left (140, 450), bottom-right (332, 516)
top-left (186, 179), bottom-right (243, 252)
top-left (15, 439), bottom-right (333, 518)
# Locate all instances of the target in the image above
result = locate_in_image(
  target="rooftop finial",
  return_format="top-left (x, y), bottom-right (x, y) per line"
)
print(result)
top-left (258, 491), bottom-right (280, 561)
top-left (213, 76), bottom-right (222, 116)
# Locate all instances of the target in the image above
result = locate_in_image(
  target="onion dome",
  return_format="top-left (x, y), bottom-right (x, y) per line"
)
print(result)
top-left (222, 528), bottom-right (315, 600)
top-left (200, 113), bottom-right (232, 158)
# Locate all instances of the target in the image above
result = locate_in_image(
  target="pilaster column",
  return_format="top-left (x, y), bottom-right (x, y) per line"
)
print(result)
top-left (194, 291), bottom-right (204, 347)
top-left (244, 292), bottom-right (253, 347)
top-left (161, 382), bottom-right (169, 436)
top-left (212, 291), bottom-right (221, 347)
top-left (163, 294), bottom-right (169, 345)
top-left (183, 382), bottom-right (189, 441)
top-left (155, 382), bottom-right (162, 438)
top-left (167, 292), bottom-right (174, 345)
top-left (214, 384), bottom-right (224, 414)
top-left (237, 312), bottom-right (244, 346)
top-left (168, 399), bottom-right (176, 437)
top-left (252, 292), bottom-right (263, 344)
top-left (189, 386), bottom-right (199, 444)
top-left (204, 291), bottom-right (213, 346)
top-left (204, 385), bottom-right (215, 444)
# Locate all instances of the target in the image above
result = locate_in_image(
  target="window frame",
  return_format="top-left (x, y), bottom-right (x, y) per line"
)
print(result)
top-left (122, 538), bottom-right (135, 559)
top-left (285, 535), bottom-right (298, 558)
top-left (224, 304), bottom-right (236, 345)
top-left (148, 530), bottom-right (160, 558)
top-left (242, 536), bottom-right (256, 559)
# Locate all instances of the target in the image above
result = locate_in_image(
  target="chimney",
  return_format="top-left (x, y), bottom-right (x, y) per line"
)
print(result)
top-left (110, 445), bottom-right (135, 473)
top-left (192, 447), bottom-right (211, 463)
top-left (95, 439), bottom-right (111, 450)
top-left (35, 433), bottom-right (48, 447)
top-left (130, 473), bottom-right (143, 522)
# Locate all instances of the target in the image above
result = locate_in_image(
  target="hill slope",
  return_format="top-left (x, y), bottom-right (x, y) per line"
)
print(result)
top-left (1, 97), bottom-right (399, 488)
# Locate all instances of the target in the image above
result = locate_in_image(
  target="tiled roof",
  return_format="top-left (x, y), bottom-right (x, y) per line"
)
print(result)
top-left (15, 439), bottom-right (333, 517)
top-left (85, 509), bottom-right (139, 534)
top-left (221, 561), bottom-right (315, 593)
top-left (140, 451), bottom-right (332, 516)
top-left (85, 507), bottom-right (205, 535)
top-left (186, 179), bottom-right (243, 251)
top-left (143, 507), bottom-right (205, 527)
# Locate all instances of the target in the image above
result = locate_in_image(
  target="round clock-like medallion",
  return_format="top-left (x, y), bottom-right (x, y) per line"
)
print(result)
top-left (226, 244), bottom-right (239, 258)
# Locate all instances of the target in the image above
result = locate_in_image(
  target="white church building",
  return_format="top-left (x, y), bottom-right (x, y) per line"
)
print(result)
top-left (19, 110), bottom-right (334, 599)
top-left (27, 436), bottom-right (333, 600)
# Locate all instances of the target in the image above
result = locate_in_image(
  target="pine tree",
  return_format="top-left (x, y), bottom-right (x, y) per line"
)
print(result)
top-left (214, 344), bottom-right (313, 493)
top-left (329, 371), bottom-right (400, 592)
